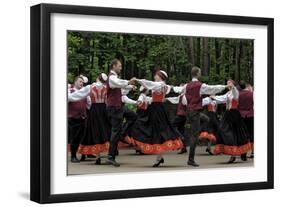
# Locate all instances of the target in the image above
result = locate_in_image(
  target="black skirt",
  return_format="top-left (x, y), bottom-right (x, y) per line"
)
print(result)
top-left (243, 116), bottom-right (254, 150)
top-left (199, 111), bottom-right (219, 142)
top-left (214, 109), bottom-right (251, 155)
top-left (78, 103), bottom-right (111, 155)
top-left (126, 102), bottom-right (183, 154)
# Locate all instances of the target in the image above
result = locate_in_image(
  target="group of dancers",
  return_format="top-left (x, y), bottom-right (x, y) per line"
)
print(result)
top-left (68, 58), bottom-right (254, 167)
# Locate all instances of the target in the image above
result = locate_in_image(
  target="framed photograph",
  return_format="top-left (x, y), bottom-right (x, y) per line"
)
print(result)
top-left (30, 3), bottom-right (274, 203)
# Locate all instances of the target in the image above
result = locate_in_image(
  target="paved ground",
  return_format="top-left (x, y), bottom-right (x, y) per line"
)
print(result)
top-left (67, 146), bottom-right (253, 175)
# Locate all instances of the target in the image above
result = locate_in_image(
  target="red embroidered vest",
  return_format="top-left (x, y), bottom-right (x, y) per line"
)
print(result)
top-left (185, 81), bottom-right (203, 111)
top-left (91, 84), bottom-right (107, 103)
top-left (68, 88), bottom-right (87, 119)
top-left (106, 72), bottom-right (122, 108)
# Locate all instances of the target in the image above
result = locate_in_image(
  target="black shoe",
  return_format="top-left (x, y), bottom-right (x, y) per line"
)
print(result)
top-left (187, 160), bottom-right (200, 167)
top-left (87, 154), bottom-right (96, 158)
top-left (80, 155), bottom-right (86, 161)
top-left (152, 158), bottom-right (164, 167)
top-left (228, 156), bottom-right (236, 164)
top-left (95, 158), bottom-right (101, 165)
top-left (249, 153), bottom-right (254, 159)
top-left (178, 148), bottom-right (187, 154)
top-left (71, 157), bottom-right (80, 163)
top-left (136, 150), bottom-right (145, 155)
top-left (106, 158), bottom-right (120, 167)
top-left (206, 148), bottom-right (214, 155)
top-left (241, 153), bottom-right (247, 161)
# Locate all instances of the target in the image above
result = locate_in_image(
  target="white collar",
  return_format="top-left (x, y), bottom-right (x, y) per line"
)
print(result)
top-left (192, 78), bottom-right (199, 81)
top-left (95, 81), bottom-right (103, 87)
top-left (110, 70), bottom-right (118, 76)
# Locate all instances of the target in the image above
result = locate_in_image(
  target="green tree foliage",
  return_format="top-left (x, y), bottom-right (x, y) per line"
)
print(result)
top-left (67, 31), bottom-right (254, 86)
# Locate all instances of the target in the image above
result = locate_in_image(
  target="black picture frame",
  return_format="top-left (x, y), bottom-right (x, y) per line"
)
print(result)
top-left (30, 3), bottom-right (274, 204)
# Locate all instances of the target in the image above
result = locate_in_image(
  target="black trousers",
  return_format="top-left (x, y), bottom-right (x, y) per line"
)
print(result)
top-left (68, 117), bottom-right (86, 157)
top-left (186, 111), bottom-right (209, 161)
top-left (172, 115), bottom-right (187, 146)
top-left (107, 106), bottom-right (137, 160)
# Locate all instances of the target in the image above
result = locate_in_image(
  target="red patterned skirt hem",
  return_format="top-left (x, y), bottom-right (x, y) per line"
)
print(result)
top-left (78, 142), bottom-right (110, 155)
top-left (77, 139), bottom-right (130, 155)
top-left (199, 132), bottom-right (216, 141)
top-left (125, 136), bottom-right (183, 154)
top-left (214, 143), bottom-right (252, 155)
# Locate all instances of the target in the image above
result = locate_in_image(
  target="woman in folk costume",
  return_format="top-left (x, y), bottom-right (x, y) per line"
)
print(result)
top-left (199, 97), bottom-right (220, 155)
top-left (129, 86), bottom-right (152, 154)
top-left (125, 70), bottom-right (184, 167)
top-left (68, 73), bottom-right (110, 165)
top-left (212, 80), bottom-right (251, 163)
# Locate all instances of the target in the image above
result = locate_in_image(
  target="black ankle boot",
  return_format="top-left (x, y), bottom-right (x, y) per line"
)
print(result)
top-left (241, 153), bottom-right (247, 161)
top-left (106, 157), bottom-right (120, 167)
top-left (187, 159), bottom-right (199, 167)
top-left (95, 158), bottom-right (101, 165)
top-left (206, 148), bottom-right (213, 155)
top-left (71, 156), bottom-right (80, 163)
top-left (178, 148), bottom-right (187, 154)
top-left (80, 155), bottom-right (86, 161)
top-left (152, 158), bottom-right (164, 167)
top-left (228, 156), bottom-right (236, 163)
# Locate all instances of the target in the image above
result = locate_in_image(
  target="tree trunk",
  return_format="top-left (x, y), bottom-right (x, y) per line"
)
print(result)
top-left (215, 39), bottom-right (220, 74)
top-left (202, 37), bottom-right (209, 75)
top-left (196, 38), bottom-right (201, 66)
top-left (188, 37), bottom-right (195, 66)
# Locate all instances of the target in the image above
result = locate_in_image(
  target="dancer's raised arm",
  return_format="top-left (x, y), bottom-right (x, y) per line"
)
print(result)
top-left (68, 85), bottom-right (91, 102)
top-left (122, 95), bottom-right (137, 105)
top-left (166, 95), bottom-right (187, 106)
top-left (172, 83), bottom-right (187, 94)
top-left (200, 83), bottom-right (227, 95)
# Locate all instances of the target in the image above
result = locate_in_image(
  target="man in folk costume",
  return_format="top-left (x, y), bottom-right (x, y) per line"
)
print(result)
top-left (68, 76), bottom-right (89, 163)
top-left (238, 81), bottom-right (254, 158)
top-left (106, 59), bottom-right (137, 167)
top-left (184, 66), bottom-right (228, 167)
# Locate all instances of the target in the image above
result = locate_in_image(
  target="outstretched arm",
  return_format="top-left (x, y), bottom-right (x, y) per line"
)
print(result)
top-left (211, 93), bottom-right (228, 104)
top-left (136, 79), bottom-right (164, 91)
top-left (202, 97), bottom-right (212, 106)
top-left (68, 85), bottom-right (91, 102)
top-left (122, 95), bottom-right (137, 105)
top-left (200, 83), bottom-right (226, 95)
top-left (109, 75), bottom-right (133, 89)
top-left (172, 83), bottom-right (187, 94)
top-left (166, 96), bottom-right (180, 104)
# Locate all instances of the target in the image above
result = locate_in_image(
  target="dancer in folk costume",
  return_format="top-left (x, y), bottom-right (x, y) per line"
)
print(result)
top-left (125, 70), bottom-right (184, 167)
top-left (238, 81), bottom-right (254, 158)
top-left (165, 90), bottom-right (189, 154)
top-left (174, 66), bottom-right (227, 166)
top-left (68, 73), bottom-right (110, 164)
top-left (199, 97), bottom-right (220, 155)
top-left (212, 80), bottom-right (251, 163)
top-left (129, 86), bottom-right (152, 154)
top-left (106, 59), bottom-right (137, 167)
top-left (68, 76), bottom-right (89, 163)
